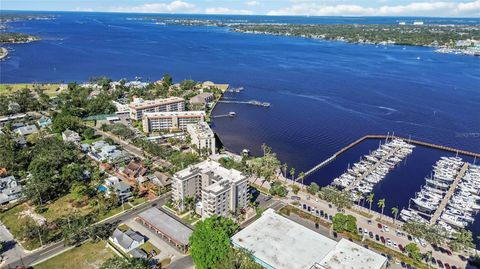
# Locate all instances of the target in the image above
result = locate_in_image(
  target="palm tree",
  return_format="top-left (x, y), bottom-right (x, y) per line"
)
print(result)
top-left (377, 198), bottom-right (386, 219)
top-left (391, 207), bottom-right (399, 223)
top-left (282, 163), bottom-right (288, 179)
top-left (298, 172), bottom-right (305, 185)
top-left (289, 167), bottom-right (295, 181)
top-left (367, 193), bottom-right (374, 212)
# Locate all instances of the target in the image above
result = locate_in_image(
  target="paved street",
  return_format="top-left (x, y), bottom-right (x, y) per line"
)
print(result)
top-left (3, 194), bottom-right (171, 268)
top-left (0, 224), bottom-right (26, 266)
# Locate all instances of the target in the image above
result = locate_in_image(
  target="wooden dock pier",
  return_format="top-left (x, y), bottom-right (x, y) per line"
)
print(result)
top-left (429, 162), bottom-right (469, 225)
top-left (302, 134), bottom-right (479, 179)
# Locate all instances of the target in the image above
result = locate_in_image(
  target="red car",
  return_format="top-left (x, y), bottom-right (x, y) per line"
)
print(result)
top-left (398, 244), bottom-right (405, 252)
top-left (444, 263), bottom-right (451, 269)
top-left (380, 236), bottom-right (385, 244)
top-left (377, 223), bottom-right (382, 229)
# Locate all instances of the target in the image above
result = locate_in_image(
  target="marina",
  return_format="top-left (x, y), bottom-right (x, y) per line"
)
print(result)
top-left (332, 138), bottom-right (415, 198)
top-left (218, 100), bottom-right (271, 107)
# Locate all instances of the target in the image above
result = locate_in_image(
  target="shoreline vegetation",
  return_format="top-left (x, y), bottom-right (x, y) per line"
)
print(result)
top-left (146, 18), bottom-right (480, 56)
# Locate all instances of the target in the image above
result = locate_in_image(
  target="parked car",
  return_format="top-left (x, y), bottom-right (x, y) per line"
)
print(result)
top-left (380, 236), bottom-right (385, 244)
top-left (328, 215), bottom-right (333, 221)
top-left (387, 239), bottom-right (392, 246)
top-left (383, 225), bottom-right (389, 232)
top-left (358, 227), bottom-right (363, 234)
top-left (375, 234), bottom-right (380, 241)
top-left (367, 219), bottom-right (372, 225)
top-left (320, 210), bottom-right (324, 217)
top-left (333, 231), bottom-right (338, 238)
top-left (437, 260), bottom-right (444, 268)
top-left (364, 229), bottom-right (368, 235)
top-left (407, 234), bottom-right (412, 241)
top-left (377, 223), bottom-right (383, 229)
top-left (444, 263), bottom-right (451, 269)
top-left (398, 244), bottom-right (404, 252)
top-left (369, 231), bottom-right (374, 238)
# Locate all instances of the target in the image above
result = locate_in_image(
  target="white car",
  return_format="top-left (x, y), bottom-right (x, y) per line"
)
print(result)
top-left (383, 226), bottom-right (389, 232)
top-left (393, 242), bottom-right (398, 248)
top-left (363, 229), bottom-right (368, 235)
top-left (387, 239), bottom-right (392, 246)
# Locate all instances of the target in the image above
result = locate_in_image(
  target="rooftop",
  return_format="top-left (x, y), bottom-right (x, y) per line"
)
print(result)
top-left (187, 122), bottom-right (214, 138)
top-left (175, 160), bottom-right (245, 190)
top-left (128, 97), bottom-right (184, 109)
top-left (137, 207), bottom-right (192, 246)
top-left (143, 111), bottom-right (205, 119)
top-left (14, 125), bottom-right (38, 136)
top-left (231, 209), bottom-right (387, 269)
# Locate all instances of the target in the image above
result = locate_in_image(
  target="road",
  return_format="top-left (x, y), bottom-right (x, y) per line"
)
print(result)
top-left (0, 224), bottom-right (26, 266)
top-left (3, 194), bottom-right (171, 268)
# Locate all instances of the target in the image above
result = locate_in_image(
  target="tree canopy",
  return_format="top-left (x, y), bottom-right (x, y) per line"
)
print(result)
top-left (332, 213), bottom-right (357, 233)
top-left (99, 256), bottom-right (150, 269)
top-left (189, 216), bottom-right (239, 269)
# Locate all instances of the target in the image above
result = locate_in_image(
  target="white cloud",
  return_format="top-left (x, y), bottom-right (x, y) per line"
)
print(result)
top-left (267, 1), bottom-right (480, 17)
top-left (205, 7), bottom-right (254, 15)
top-left (246, 1), bottom-right (262, 6)
top-left (110, 1), bottom-right (197, 13)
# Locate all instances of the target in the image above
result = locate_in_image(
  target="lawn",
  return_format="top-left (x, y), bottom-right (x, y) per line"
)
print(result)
top-left (130, 197), bottom-right (148, 206)
top-left (41, 194), bottom-right (93, 223)
top-left (181, 213), bottom-right (201, 224)
top-left (34, 240), bottom-right (114, 269)
top-left (0, 83), bottom-right (63, 96)
top-left (0, 203), bottom-right (42, 250)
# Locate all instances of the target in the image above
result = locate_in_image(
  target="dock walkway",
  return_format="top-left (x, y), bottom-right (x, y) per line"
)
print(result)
top-left (302, 134), bottom-right (479, 179)
top-left (430, 163), bottom-right (469, 225)
top-left (345, 145), bottom-right (400, 191)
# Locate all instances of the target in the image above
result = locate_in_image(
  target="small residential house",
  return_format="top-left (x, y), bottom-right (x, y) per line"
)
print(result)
top-left (148, 171), bottom-right (171, 189)
top-left (14, 125), bottom-right (38, 136)
top-left (102, 176), bottom-right (133, 202)
top-left (62, 129), bottom-right (81, 144)
top-left (122, 160), bottom-right (148, 182)
top-left (90, 141), bottom-right (131, 164)
top-left (0, 176), bottom-right (23, 204)
top-left (109, 228), bottom-right (145, 253)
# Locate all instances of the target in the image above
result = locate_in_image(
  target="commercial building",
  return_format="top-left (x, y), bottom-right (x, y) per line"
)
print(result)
top-left (128, 97), bottom-right (185, 120)
top-left (172, 160), bottom-right (248, 219)
top-left (231, 209), bottom-right (388, 269)
top-left (187, 122), bottom-right (216, 155)
top-left (137, 207), bottom-right (193, 253)
top-left (142, 111), bottom-right (205, 133)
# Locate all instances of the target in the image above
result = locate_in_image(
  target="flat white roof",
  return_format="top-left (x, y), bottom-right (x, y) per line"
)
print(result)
top-left (232, 209), bottom-right (337, 269)
top-left (318, 239), bottom-right (387, 269)
top-left (232, 209), bottom-right (387, 269)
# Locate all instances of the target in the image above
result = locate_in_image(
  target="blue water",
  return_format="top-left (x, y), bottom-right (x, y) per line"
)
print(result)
top-left (1, 12), bottom-right (480, 244)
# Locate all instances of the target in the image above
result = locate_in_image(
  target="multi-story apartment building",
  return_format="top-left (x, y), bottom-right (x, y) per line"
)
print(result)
top-left (172, 160), bottom-right (248, 219)
top-left (128, 97), bottom-right (185, 120)
top-left (186, 122), bottom-right (216, 155)
top-left (142, 111), bottom-right (205, 132)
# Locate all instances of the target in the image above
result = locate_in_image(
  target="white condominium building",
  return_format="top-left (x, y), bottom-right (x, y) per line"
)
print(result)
top-left (128, 97), bottom-right (185, 120)
top-left (187, 122), bottom-right (216, 155)
top-left (172, 160), bottom-right (248, 219)
top-left (142, 111), bottom-right (206, 133)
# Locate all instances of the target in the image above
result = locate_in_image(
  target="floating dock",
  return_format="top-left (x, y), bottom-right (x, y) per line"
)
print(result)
top-left (429, 163), bottom-right (469, 225)
top-left (218, 100), bottom-right (270, 107)
top-left (303, 134), bottom-right (480, 179)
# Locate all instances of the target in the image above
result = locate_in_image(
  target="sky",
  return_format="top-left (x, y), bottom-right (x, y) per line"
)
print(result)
top-left (1, 0), bottom-right (480, 17)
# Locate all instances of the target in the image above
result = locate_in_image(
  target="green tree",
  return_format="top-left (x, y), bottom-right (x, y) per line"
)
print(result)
top-left (332, 213), bottom-right (357, 233)
top-left (367, 193), bottom-right (374, 212)
top-left (289, 167), bottom-right (295, 181)
top-left (162, 74), bottom-right (173, 88)
top-left (269, 181), bottom-right (288, 197)
top-left (405, 243), bottom-right (422, 262)
top-left (189, 216), bottom-right (239, 269)
top-left (82, 128), bottom-right (95, 140)
top-left (214, 248), bottom-right (262, 269)
top-left (377, 198), bottom-right (386, 219)
top-left (52, 114), bottom-right (84, 133)
top-left (307, 182), bottom-right (320, 195)
top-left (100, 256), bottom-right (150, 269)
top-left (291, 184), bottom-right (300, 195)
top-left (297, 171), bottom-right (305, 184)
top-left (391, 207), bottom-right (399, 223)
top-left (449, 228), bottom-right (475, 252)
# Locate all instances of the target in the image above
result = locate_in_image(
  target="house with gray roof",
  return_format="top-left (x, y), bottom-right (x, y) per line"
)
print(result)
top-left (14, 125), bottom-right (38, 136)
top-left (62, 129), bottom-right (81, 143)
top-left (0, 176), bottom-right (23, 204)
top-left (109, 228), bottom-right (145, 253)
